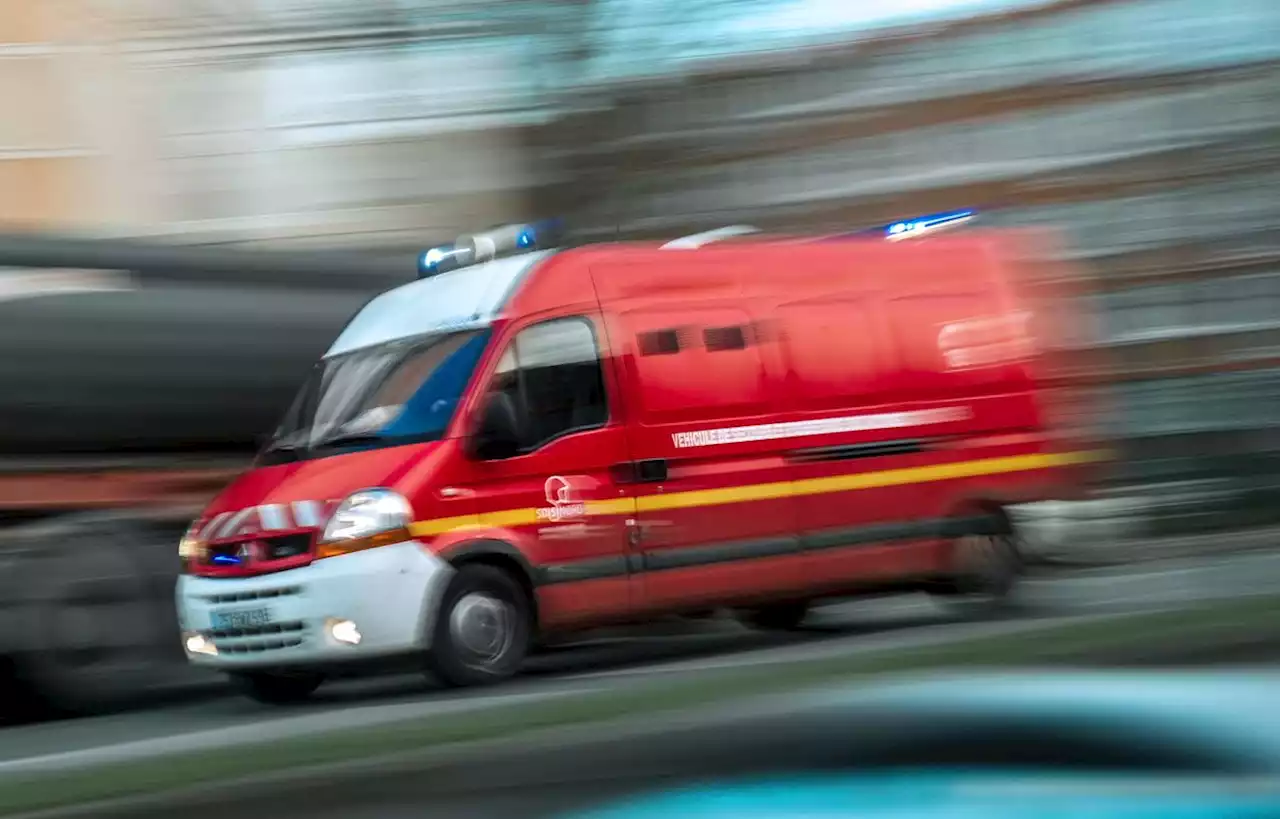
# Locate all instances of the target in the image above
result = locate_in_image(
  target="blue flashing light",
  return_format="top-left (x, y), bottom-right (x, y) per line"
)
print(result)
top-left (211, 554), bottom-right (241, 566)
top-left (418, 244), bottom-right (473, 278)
top-left (521, 218), bottom-right (566, 250)
top-left (822, 208), bottom-right (978, 243)
top-left (418, 245), bottom-right (453, 275)
top-left (415, 219), bottom-right (564, 278)
top-left (882, 208), bottom-right (975, 240)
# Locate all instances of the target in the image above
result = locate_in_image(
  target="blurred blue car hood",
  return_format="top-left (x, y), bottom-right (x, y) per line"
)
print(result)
top-left (564, 772), bottom-right (1280, 819)
top-left (561, 671), bottom-right (1280, 819)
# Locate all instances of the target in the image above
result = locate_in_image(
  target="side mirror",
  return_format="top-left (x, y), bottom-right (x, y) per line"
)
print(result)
top-left (468, 391), bottom-right (522, 461)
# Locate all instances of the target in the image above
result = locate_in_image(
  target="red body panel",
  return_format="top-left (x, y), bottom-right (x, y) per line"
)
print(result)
top-left (187, 443), bottom-right (444, 578)
top-left (748, 241), bottom-right (1043, 586)
top-left (589, 260), bottom-right (805, 610)
top-left (189, 231), bottom-right (1095, 633)
top-left (208, 444), bottom-right (434, 516)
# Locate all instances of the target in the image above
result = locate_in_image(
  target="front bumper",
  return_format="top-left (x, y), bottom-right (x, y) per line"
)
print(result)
top-left (176, 540), bottom-right (453, 671)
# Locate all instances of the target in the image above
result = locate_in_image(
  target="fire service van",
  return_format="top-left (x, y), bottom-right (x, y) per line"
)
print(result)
top-left (176, 215), bottom-right (1103, 703)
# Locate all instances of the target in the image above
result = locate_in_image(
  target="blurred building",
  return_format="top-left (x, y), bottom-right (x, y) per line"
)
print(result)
top-left (0, 0), bottom-right (145, 229)
top-left (5, 0), bottom-right (1280, 496)
top-left (556, 0), bottom-right (1280, 491)
top-left (1, 0), bottom-right (582, 247)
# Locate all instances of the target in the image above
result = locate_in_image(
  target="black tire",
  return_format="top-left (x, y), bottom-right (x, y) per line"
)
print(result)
top-left (736, 600), bottom-right (810, 631)
top-left (929, 531), bottom-right (1023, 615)
top-left (428, 564), bottom-right (531, 688)
top-left (229, 671), bottom-right (323, 705)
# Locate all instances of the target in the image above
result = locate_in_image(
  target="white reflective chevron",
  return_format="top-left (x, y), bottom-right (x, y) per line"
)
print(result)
top-left (291, 500), bottom-right (322, 528)
top-left (258, 504), bottom-right (291, 531)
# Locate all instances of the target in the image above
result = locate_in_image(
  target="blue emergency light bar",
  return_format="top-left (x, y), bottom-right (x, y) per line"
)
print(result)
top-left (820, 208), bottom-right (978, 243)
top-left (882, 208), bottom-right (975, 240)
top-left (417, 244), bottom-right (472, 277)
top-left (417, 219), bottom-right (562, 278)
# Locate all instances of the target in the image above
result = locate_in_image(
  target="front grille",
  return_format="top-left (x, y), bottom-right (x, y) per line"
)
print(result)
top-left (202, 533), bottom-right (313, 567)
top-left (202, 586), bottom-right (301, 605)
top-left (207, 620), bottom-right (305, 640)
top-left (263, 533), bottom-right (312, 560)
top-left (218, 636), bottom-right (305, 655)
top-left (208, 621), bottom-right (307, 655)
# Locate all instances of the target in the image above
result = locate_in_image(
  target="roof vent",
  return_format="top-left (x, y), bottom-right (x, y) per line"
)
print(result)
top-left (662, 225), bottom-right (761, 250)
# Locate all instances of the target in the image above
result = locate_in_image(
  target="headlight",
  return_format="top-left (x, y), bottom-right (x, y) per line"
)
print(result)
top-left (318, 489), bottom-right (413, 558)
top-left (178, 521), bottom-right (205, 568)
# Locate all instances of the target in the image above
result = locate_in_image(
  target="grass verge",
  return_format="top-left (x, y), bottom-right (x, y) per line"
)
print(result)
top-left (5, 595), bottom-right (1280, 816)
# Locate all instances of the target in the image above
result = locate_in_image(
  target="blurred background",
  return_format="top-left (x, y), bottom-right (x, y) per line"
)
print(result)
top-left (4, 0), bottom-right (1280, 815)
top-left (8, 0), bottom-right (1280, 492)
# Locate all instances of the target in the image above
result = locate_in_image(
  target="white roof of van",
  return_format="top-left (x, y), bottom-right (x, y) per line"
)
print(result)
top-left (324, 250), bottom-right (552, 358)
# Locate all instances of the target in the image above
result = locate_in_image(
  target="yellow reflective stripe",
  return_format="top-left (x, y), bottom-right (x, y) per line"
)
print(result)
top-left (587, 497), bottom-right (638, 516)
top-left (409, 516), bottom-right (482, 537)
top-left (634, 450), bottom-right (1102, 513)
top-left (406, 450), bottom-right (1108, 538)
top-left (408, 497), bottom-right (641, 538)
top-left (635, 481), bottom-right (790, 513)
top-left (797, 451), bottom-right (1091, 498)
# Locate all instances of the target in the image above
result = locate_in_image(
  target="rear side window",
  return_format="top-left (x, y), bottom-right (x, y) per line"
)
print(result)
top-left (492, 317), bottom-right (608, 452)
top-left (703, 325), bottom-right (748, 352)
top-left (623, 307), bottom-right (770, 425)
top-left (637, 329), bottom-right (683, 356)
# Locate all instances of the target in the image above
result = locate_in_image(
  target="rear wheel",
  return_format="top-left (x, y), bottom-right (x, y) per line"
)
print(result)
top-left (736, 600), bottom-right (810, 631)
top-left (428, 565), bottom-right (531, 687)
top-left (229, 671), bottom-right (323, 705)
top-left (930, 531), bottom-right (1023, 614)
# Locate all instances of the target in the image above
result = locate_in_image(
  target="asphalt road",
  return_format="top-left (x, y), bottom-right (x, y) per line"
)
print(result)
top-left (2, 549), bottom-right (1280, 768)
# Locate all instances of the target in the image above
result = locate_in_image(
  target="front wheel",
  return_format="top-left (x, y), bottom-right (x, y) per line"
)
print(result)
top-left (229, 671), bottom-right (324, 705)
top-left (428, 565), bottom-right (531, 688)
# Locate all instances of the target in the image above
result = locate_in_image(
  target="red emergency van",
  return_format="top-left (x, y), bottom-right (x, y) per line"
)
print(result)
top-left (175, 220), bottom-right (1102, 703)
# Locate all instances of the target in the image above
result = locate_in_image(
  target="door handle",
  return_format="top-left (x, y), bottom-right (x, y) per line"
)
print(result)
top-left (611, 459), bottom-right (669, 484)
top-left (437, 486), bottom-right (475, 500)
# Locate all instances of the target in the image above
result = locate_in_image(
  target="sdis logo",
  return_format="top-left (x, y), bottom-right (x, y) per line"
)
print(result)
top-left (536, 475), bottom-right (588, 522)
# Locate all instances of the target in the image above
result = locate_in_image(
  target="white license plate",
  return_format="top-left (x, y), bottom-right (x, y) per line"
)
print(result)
top-left (210, 607), bottom-right (273, 630)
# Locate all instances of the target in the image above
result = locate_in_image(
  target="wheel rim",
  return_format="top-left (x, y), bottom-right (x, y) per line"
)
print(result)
top-left (954, 534), bottom-right (1014, 597)
top-left (449, 592), bottom-right (515, 667)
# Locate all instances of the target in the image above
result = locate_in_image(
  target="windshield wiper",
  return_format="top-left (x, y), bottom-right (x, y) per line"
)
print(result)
top-left (262, 436), bottom-right (308, 455)
top-left (255, 438), bottom-right (308, 465)
top-left (314, 431), bottom-right (385, 449)
top-left (265, 440), bottom-right (303, 452)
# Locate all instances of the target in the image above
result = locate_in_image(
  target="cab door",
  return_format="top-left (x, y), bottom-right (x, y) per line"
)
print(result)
top-left (444, 312), bottom-right (638, 631)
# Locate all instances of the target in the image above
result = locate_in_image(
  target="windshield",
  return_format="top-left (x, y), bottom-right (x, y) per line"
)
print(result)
top-left (263, 328), bottom-right (492, 461)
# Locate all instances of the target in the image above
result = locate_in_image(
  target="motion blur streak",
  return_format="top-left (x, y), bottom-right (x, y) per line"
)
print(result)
top-left (0, 2), bottom-right (1277, 818)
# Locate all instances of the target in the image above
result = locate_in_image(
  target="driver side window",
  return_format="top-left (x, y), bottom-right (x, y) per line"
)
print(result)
top-left (493, 317), bottom-right (608, 454)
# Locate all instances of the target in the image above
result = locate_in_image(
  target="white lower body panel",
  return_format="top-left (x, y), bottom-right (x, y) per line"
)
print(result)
top-left (175, 541), bottom-right (453, 672)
